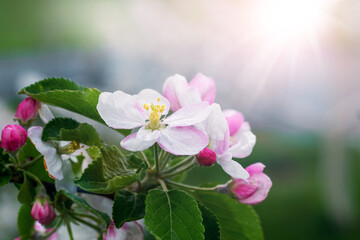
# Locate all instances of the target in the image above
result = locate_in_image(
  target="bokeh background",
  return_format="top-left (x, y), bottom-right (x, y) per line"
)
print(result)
top-left (1, 0), bottom-right (360, 239)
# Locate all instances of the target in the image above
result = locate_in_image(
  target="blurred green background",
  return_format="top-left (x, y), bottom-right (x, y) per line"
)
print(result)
top-left (1, 0), bottom-right (360, 239)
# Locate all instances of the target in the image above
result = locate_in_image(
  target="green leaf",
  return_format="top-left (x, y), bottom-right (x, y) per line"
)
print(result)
top-left (19, 78), bottom-right (130, 136)
top-left (0, 142), bottom-right (10, 164)
top-left (56, 190), bottom-right (111, 227)
top-left (145, 189), bottom-right (205, 240)
top-left (75, 146), bottom-right (141, 194)
top-left (194, 192), bottom-right (264, 240)
top-left (42, 117), bottom-right (102, 147)
top-left (17, 175), bottom-right (36, 205)
top-left (18, 205), bottom-right (35, 239)
top-left (113, 190), bottom-right (146, 228)
top-left (18, 139), bottom-right (54, 183)
top-left (0, 163), bottom-right (12, 187)
top-left (17, 139), bottom-right (42, 164)
top-left (198, 204), bottom-right (220, 240)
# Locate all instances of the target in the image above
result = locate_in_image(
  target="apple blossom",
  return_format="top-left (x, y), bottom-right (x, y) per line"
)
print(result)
top-left (31, 199), bottom-right (56, 225)
top-left (28, 126), bottom-right (88, 180)
top-left (97, 89), bottom-right (211, 155)
top-left (1, 124), bottom-right (27, 152)
top-left (196, 104), bottom-right (250, 180)
top-left (103, 220), bottom-right (143, 240)
top-left (163, 73), bottom-right (215, 112)
top-left (232, 163), bottom-right (272, 205)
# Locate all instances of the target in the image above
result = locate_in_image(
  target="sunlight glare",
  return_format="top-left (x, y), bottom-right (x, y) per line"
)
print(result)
top-left (256, 0), bottom-right (332, 43)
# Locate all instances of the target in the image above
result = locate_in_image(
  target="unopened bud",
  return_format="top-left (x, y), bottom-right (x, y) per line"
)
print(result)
top-left (231, 163), bottom-right (272, 205)
top-left (31, 200), bottom-right (56, 225)
top-left (1, 124), bottom-right (27, 152)
top-left (15, 97), bottom-right (39, 125)
top-left (197, 147), bottom-right (216, 167)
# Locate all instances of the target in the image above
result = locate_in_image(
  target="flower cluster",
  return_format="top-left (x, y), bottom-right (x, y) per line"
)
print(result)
top-left (0, 74), bottom-right (272, 239)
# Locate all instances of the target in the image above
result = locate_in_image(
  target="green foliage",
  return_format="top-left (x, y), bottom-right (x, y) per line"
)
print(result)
top-left (199, 204), bottom-right (220, 240)
top-left (195, 192), bottom-right (264, 240)
top-left (113, 190), bottom-right (146, 228)
top-left (18, 205), bottom-right (35, 239)
top-left (42, 117), bottom-right (102, 147)
top-left (0, 142), bottom-right (10, 164)
top-left (17, 139), bottom-right (42, 164)
top-left (0, 162), bottom-right (12, 187)
top-left (145, 189), bottom-right (205, 240)
top-left (75, 146), bottom-right (141, 194)
top-left (55, 190), bottom-right (111, 227)
top-left (19, 78), bottom-right (130, 136)
top-left (17, 175), bottom-right (36, 205)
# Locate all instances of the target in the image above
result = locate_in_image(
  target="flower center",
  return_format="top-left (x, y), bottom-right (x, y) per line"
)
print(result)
top-left (143, 97), bottom-right (166, 130)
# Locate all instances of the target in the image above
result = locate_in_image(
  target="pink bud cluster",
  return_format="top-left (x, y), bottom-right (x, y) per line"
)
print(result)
top-left (31, 200), bottom-right (56, 225)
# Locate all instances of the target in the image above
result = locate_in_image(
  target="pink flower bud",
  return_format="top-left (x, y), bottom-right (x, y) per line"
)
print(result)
top-left (15, 97), bottom-right (39, 125)
top-left (197, 147), bottom-right (216, 167)
top-left (232, 163), bottom-right (272, 205)
top-left (31, 200), bottom-right (56, 225)
top-left (1, 125), bottom-right (27, 152)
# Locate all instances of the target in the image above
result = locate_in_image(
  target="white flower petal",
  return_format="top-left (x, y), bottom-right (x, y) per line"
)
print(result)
top-left (121, 127), bottom-right (160, 152)
top-left (28, 126), bottom-right (54, 156)
top-left (230, 122), bottom-right (256, 158)
top-left (162, 74), bottom-right (188, 112)
top-left (38, 104), bottom-right (54, 124)
top-left (136, 89), bottom-right (170, 115)
top-left (198, 104), bottom-right (229, 155)
top-left (55, 159), bottom-right (76, 193)
top-left (97, 91), bottom-right (145, 129)
top-left (217, 153), bottom-right (249, 180)
top-left (45, 147), bottom-right (64, 180)
top-left (158, 126), bottom-right (208, 155)
top-left (162, 102), bottom-right (212, 127)
top-left (177, 86), bottom-right (202, 108)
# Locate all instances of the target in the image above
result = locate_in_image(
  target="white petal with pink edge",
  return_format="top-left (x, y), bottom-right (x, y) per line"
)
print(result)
top-left (217, 153), bottom-right (249, 180)
top-left (45, 147), bottom-right (64, 180)
top-left (188, 73), bottom-right (216, 104)
top-left (197, 104), bottom-right (229, 155)
top-left (240, 173), bottom-right (272, 205)
top-left (97, 91), bottom-right (145, 129)
top-left (121, 127), bottom-right (160, 152)
top-left (28, 126), bottom-right (54, 156)
top-left (162, 102), bottom-right (211, 127)
top-left (223, 109), bottom-right (244, 137)
top-left (229, 124), bottom-right (256, 158)
top-left (162, 74), bottom-right (188, 112)
top-left (158, 126), bottom-right (208, 155)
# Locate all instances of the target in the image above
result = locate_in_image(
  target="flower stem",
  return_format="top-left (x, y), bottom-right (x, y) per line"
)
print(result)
top-left (41, 218), bottom-right (62, 239)
top-left (140, 151), bottom-right (151, 169)
top-left (160, 152), bottom-right (171, 170)
top-left (71, 212), bottom-right (102, 225)
top-left (66, 221), bottom-right (74, 240)
top-left (21, 154), bottom-right (43, 169)
top-left (165, 180), bottom-right (219, 191)
top-left (22, 169), bottom-right (44, 187)
top-left (70, 214), bottom-right (103, 233)
top-left (158, 179), bottom-right (168, 192)
top-left (162, 156), bottom-right (194, 174)
top-left (161, 160), bottom-right (196, 179)
top-left (154, 144), bottom-right (160, 174)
